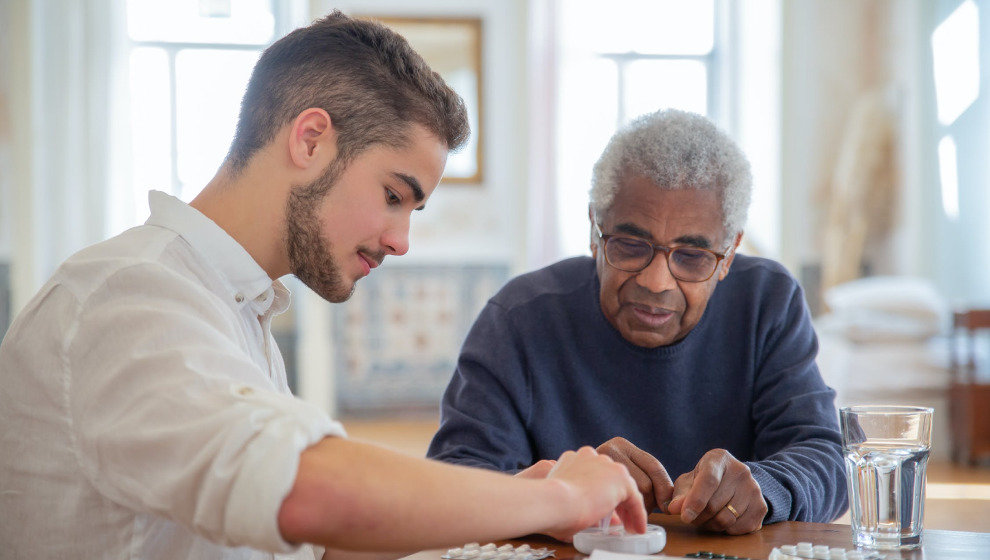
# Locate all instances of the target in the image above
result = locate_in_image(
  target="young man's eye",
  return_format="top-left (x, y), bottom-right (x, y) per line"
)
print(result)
top-left (385, 188), bottom-right (401, 205)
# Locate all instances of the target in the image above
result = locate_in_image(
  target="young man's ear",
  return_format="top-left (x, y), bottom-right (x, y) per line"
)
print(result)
top-left (288, 108), bottom-right (337, 171)
top-left (717, 231), bottom-right (744, 281)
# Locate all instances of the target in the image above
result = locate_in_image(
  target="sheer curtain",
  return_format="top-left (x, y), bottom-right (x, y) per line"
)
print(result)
top-left (4, 0), bottom-right (129, 312)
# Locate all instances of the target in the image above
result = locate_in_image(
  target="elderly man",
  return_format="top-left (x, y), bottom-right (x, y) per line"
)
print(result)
top-left (0, 12), bottom-right (645, 559)
top-left (428, 109), bottom-right (847, 535)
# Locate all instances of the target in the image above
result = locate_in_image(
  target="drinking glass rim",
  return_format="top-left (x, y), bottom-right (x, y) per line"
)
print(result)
top-left (840, 405), bottom-right (934, 415)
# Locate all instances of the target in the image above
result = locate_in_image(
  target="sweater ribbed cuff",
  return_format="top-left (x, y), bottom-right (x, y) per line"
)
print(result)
top-left (747, 462), bottom-right (791, 524)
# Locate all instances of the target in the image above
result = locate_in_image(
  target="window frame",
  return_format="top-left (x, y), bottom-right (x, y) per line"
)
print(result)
top-left (122, 1), bottom-right (295, 205)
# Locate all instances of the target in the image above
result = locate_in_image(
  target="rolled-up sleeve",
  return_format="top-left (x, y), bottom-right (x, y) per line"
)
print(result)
top-left (65, 263), bottom-right (343, 552)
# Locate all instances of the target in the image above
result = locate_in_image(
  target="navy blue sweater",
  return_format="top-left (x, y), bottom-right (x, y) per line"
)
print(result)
top-left (428, 255), bottom-right (847, 523)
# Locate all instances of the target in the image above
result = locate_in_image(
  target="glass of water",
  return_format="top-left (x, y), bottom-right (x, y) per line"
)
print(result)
top-left (840, 405), bottom-right (933, 550)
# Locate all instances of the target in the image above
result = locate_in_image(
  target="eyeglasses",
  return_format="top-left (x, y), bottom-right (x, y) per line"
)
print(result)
top-left (594, 223), bottom-right (728, 282)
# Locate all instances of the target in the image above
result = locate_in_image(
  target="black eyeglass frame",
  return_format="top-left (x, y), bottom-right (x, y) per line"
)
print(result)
top-left (593, 222), bottom-right (730, 283)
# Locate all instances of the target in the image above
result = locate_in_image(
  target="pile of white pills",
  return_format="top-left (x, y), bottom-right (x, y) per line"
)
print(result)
top-left (768, 543), bottom-right (885, 560)
top-left (442, 543), bottom-right (555, 560)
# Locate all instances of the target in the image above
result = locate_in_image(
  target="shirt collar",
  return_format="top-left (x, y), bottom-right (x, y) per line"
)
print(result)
top-left (144, 190), bottom-right (283, 313)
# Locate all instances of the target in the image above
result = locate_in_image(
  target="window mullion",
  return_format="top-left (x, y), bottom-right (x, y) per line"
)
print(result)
top-left (705, 52), bottom-right (717, 125)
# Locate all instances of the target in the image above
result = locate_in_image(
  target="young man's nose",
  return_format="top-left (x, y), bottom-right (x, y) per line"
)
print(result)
top-left (382, 220), bottom-right (410, 256)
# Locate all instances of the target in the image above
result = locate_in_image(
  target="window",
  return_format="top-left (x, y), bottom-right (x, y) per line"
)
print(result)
top-left (119, 0), bottom-right (291, 228)
top-left (554, 0), bottom-right (720, 257)
top-left (929, 0), bottom-right (988, 302)
top-left (931, 0), bottom-right (978, 222)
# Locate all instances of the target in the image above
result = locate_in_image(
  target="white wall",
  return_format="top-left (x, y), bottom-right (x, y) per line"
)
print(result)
top-left (781, 1), bottom-right (876, 276)
top-left (780, 0), bottom-right (941, 302)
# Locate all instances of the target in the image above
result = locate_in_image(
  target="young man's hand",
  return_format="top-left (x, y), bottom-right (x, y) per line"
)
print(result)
top-left (540, 446), bottom-right (647, 542)
top-left (514, 459), bottom-right (556, 479)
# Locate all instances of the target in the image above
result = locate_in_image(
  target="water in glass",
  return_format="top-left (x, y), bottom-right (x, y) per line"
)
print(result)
top-left (844, 440), bottom-right (930, 550)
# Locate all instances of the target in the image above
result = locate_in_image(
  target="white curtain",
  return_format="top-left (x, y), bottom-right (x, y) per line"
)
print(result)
top-left (3, 0), bottom-right (129, 312)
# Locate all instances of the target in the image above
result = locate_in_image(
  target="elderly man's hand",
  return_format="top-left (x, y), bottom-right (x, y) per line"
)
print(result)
top-left (665, 449), bottom-right (767, 534)
top-left (595, 437), bottom-right (674, 513)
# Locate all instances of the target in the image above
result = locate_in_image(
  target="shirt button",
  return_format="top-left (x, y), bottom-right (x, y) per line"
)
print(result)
top-left (235, 293), bottom-right (245, 303)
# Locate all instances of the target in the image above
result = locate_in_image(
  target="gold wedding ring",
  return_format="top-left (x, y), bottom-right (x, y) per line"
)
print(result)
top-left (725, 503), bottom-right (740, 518)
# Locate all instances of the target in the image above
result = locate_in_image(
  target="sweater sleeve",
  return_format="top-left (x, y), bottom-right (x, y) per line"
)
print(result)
top-left (744, 279), bottom-right (848, 523)
top-left (427, 300), bottom-right (536, 472)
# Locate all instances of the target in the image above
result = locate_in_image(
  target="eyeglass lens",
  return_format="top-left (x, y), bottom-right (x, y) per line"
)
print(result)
top-left (605, 237), bottom-right (717, 281)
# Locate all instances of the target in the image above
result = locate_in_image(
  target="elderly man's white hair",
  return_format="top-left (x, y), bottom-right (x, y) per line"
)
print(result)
top-left (590, 109), bottom-right (752, 239)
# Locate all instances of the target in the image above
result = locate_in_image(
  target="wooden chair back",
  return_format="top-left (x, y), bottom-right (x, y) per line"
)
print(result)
top-left (949, 309), bottom-right (990, 466)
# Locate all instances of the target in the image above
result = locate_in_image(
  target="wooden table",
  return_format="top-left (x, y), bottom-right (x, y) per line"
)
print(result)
top-left (403, 514), bottom-right (990, 560)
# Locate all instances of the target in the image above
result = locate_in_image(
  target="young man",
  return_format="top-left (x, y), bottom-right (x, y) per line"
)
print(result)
top-left (0, 12), bottom-right (645, 559)
top-left (428, 109), bottom-right (848, 535)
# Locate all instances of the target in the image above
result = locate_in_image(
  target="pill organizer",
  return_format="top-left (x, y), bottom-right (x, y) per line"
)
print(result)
top-left (442, 542), bottom-right (555, 560)
top-left (572, 524), bottom-right (666, 555)
top-left (767, 542), bottom-right (885, 560)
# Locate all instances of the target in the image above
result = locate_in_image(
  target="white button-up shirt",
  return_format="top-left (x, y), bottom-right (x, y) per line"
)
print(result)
top-left (0, 191), bottom-right (344, 559)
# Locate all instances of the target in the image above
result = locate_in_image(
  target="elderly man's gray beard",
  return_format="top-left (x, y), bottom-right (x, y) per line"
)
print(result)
top-left (285, 159), bottom-right (355, 303)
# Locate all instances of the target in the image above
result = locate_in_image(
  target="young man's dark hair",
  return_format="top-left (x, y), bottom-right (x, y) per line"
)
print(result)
top-left (226, 10), bottom-right (470, 175)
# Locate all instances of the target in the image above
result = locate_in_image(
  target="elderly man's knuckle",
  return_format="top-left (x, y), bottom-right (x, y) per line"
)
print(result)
top-left (646, 465), bottom-right (668, 479)
top-left (688, 498), bottom-right (705, 513)
top-left (606, 436), bottom-right (627, 447)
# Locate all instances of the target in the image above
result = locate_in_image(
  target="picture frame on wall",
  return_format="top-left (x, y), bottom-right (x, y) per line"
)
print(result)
top-left (361, 15), bottom-right (484, 184)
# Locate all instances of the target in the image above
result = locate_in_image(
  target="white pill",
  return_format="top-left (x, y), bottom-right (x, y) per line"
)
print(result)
top-left (464, 543), bottom-right (480, 550)
top-left (781, 545), bottom-right (797, 554)
top-left (497, 544), bottom-right (514, 552)
top-left (462, 550), bottom-right (480, 558)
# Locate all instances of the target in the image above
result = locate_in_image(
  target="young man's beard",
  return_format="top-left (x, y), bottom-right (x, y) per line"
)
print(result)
top-left (284, 159), bottom-right (354, 303)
